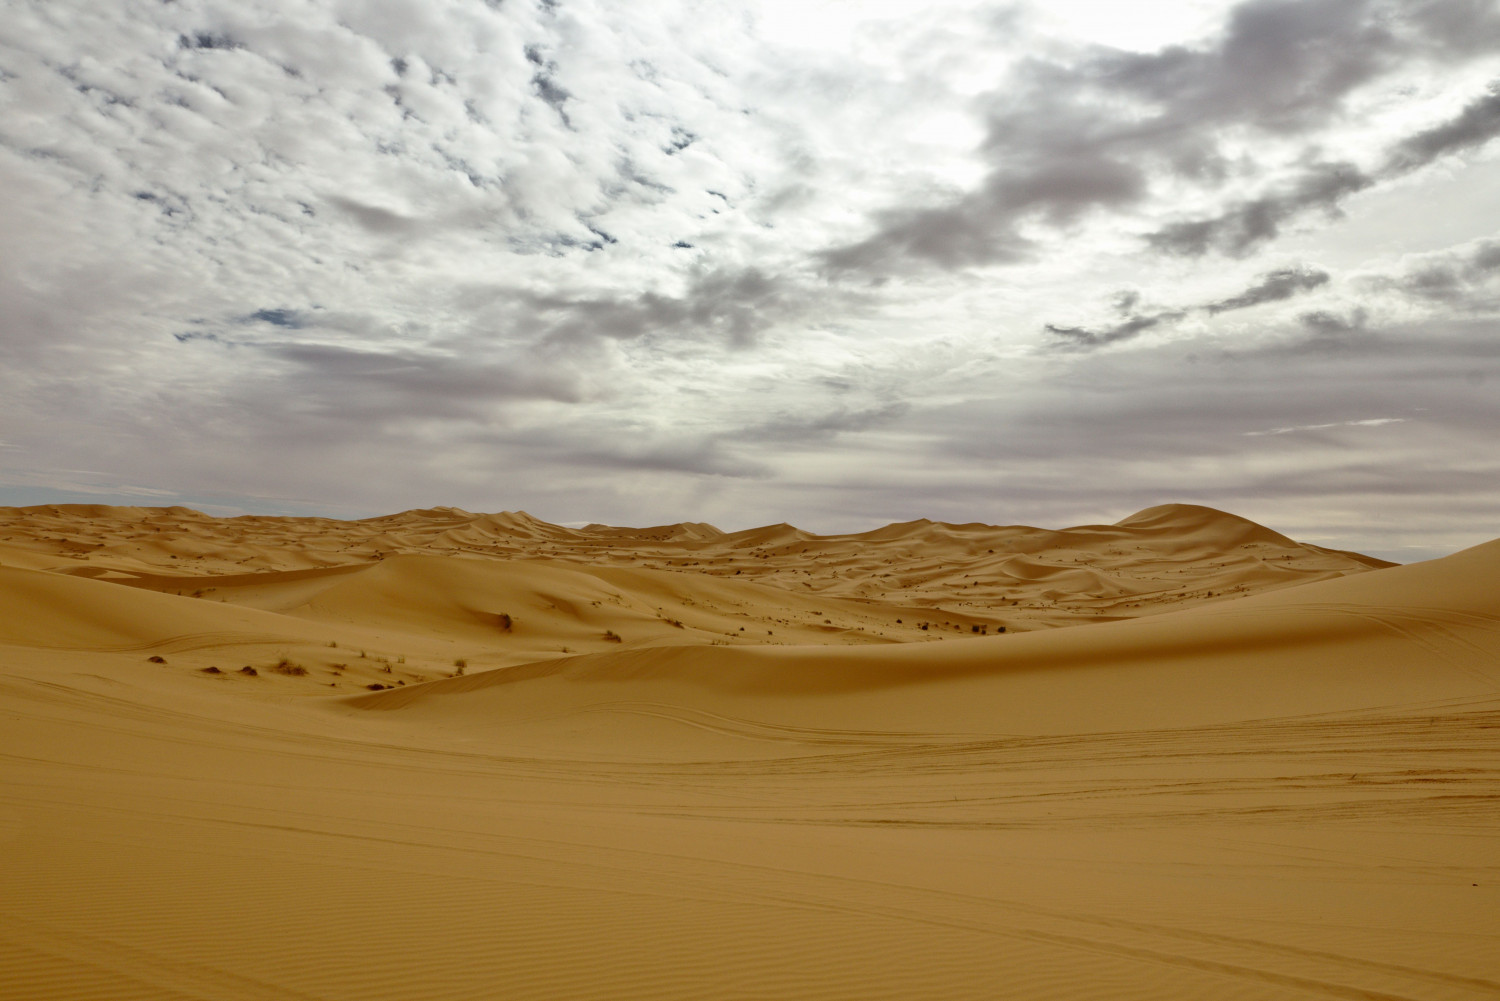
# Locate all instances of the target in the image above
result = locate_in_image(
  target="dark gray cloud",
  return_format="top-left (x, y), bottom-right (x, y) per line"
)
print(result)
top-left (1405, 0), bottom-right (1500, 55)
top-left (1386, 82), bottom-right (1500, 172)
top-left (1045, 263), bottom-right (1333, 349)
top-left (1096, 0), bottom-right (1399, 133)
top-left (821, 0), bottom-right (1499, 275)
top-left (1378, 239), bottom-right (1500, 304)
top-left (1150, 80), bottom-right (1500, 257)
top-left (820, 200), bottom-right (1036, 274)
top-left (1045, 310), bottom-right (1186, 350)
top-left (1206, 265), bottom-right (1331, 313)
top-left (1147, 163), bottom-right (1373, 257)
top-left (822, 1), bottom-right (1500, 275)
top-left (1296, 307), bottom-right (1369, 345)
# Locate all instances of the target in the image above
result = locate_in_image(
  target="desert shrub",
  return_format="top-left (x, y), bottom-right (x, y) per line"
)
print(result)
top-left (603, 630), bottom-right (622, 642)
top-left (239, 666), bottom-right (258, 676)
top-left (147, 655), bottom-right (167, 664)
top-left (496, 612), bottom-right (513, 632)
top-left (366, 683), bottom-right (387, 691)
top-left (270, 657), bottom-right (308, 676)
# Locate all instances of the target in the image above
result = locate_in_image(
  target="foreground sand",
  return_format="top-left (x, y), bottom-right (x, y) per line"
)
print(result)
top-left (1, 504), bottom-right (1496, 999)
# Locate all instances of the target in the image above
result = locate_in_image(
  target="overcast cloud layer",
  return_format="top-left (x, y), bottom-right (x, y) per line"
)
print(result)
top-left (2, 0), bottom-right (1498, 560)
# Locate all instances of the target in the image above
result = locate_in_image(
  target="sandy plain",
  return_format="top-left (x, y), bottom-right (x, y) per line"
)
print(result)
top-left (0, 501), bottom-right (1496, 1000)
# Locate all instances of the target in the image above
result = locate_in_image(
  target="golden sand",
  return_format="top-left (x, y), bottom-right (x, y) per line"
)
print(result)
top-left (1, 502), bottom-right (1495, 999)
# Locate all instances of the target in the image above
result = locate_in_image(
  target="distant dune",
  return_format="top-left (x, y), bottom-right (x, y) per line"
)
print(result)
top-left (0, 500), bottom-right (1389, 642)
top-left (1, 502), bottom-right (1496, 1000)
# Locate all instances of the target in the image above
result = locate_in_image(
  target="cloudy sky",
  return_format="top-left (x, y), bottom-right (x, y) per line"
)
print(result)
top-left (2, 0), bottom-right (1498, 560)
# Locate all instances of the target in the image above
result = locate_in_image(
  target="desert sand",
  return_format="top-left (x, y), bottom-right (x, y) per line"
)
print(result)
top-left (0, 502), bottom-right (1496, 999)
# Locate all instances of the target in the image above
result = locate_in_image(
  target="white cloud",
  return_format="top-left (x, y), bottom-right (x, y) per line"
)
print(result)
top-left (1244, 418), bottom-right (1409, 436)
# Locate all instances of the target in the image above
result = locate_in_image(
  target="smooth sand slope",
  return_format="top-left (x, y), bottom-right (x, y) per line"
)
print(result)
top-left (0, 504), bottom-right (1496, 1000)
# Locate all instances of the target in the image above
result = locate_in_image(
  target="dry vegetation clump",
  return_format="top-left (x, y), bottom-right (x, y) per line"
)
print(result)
top-left (269, 657), bottom-right (308, 676)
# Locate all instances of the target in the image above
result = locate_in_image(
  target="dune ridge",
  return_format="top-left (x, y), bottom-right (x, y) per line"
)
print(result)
top-left (1, 501), bottom-right (1496, 1000)
top-left (1, 501), bottom-right (1388, 635)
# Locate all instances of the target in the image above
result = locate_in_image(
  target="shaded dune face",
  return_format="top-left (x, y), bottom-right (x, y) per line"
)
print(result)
top-left (3, 503), bottom-right (1497, 1001)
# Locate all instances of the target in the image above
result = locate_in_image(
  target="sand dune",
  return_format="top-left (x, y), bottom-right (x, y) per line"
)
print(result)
top-left (1, 503), bottom-right (1496, 1000)
top-left (355, 537), bottom-right (1500, 740)
top-left (1, 502), bottom-right (1388, 633)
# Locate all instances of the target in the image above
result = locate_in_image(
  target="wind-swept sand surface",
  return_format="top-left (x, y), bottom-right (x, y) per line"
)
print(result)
top-left (1, 503), bottom-right (1496, 999)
